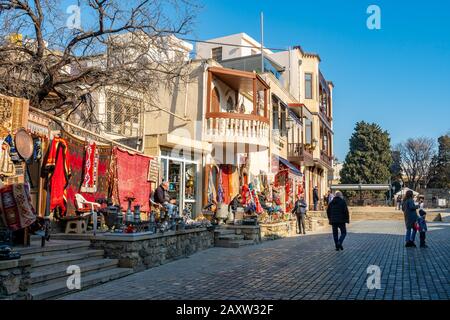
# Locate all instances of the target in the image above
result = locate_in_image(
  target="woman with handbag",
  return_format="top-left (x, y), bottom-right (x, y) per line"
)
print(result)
top-left (402, 190), bottom-right (420, 248)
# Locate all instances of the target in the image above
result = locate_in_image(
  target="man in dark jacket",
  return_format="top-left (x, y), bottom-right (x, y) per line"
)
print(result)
top-left (313, 186), bottom-right (319, 211)
top-left (326, 191), bottom-right (350, 251)
top-left (292, 194), bottom-right (308, 234)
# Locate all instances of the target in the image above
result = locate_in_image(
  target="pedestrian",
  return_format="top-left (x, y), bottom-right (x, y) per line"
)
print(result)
top-left (326, 191), bottom-right (350, 251)
top-left (327, 190), bottom-right (334, 204)
top-left (417, 209), bottom-right (428, 248)
top-left (292, 194), bottom-right (308, 234)
top-left (402, 190), bottom-right (419, 248)
top-left (313, 186), bottom-right (319, 211)
top-left (396, 195), bottom-right (402, 210)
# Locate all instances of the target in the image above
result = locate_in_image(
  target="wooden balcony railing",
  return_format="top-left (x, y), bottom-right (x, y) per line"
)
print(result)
top-left (320, 150), bottom-right (333, 166)
top-left (287, 143), bottom-right (314, 163)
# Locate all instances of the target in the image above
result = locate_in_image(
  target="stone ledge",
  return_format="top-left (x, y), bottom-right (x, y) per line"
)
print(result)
top-left (92, 228), bottom-right (209, 242)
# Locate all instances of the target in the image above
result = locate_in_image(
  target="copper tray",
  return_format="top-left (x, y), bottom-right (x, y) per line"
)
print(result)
top-left (14, 128), bottom-right (34, 161)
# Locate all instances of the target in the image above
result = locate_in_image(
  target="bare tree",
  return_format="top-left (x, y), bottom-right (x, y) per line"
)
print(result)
top-left (395, 137), bottom-right (436, 190)
top-left (0, 0), bottom-right (198, 120)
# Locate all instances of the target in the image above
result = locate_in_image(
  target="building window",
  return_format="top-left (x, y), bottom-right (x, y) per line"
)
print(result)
top-left (305, 73), bottom-right (313, 99)
top-left (106, 92), bottom-right (141, 137)
top-left (272, 97), bottom-right (279, 131)
top-left (226, 96), bottom-right (234, 112)
top-left (212, 47), bottom-right (222, 62)
top-left (280, 104), bottom-right (287, 137)
top-left (305, 118), bottom-right (312, 145)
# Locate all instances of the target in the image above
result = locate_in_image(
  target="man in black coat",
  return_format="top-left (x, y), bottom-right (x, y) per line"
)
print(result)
top-left (326, 191), bottom-right (350, 251)
top-left (313, 186), bottom-right (319, 211)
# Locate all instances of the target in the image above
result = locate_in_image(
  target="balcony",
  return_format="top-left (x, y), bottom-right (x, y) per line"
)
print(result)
top-left (204, 66), bottom-right (270, 147)
top-left (287, 143), bottom-right (314, 165)
top-left (205, 112), bottom-right (269, 147)
top-left (320, 150), bottom-right (333, 168)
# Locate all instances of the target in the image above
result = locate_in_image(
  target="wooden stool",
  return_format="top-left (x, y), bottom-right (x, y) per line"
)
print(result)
top-left (65, 218), bottom-right (87, 234)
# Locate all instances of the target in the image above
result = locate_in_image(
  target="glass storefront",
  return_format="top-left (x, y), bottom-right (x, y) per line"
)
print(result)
top-left (160, 151), bottom-right (199, 216)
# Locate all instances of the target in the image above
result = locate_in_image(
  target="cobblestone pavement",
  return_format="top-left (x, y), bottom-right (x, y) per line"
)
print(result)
top-left (62, 220), bottom-right (450, 300)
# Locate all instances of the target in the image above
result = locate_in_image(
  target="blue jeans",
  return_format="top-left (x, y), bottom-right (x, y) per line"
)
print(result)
top-left (405, 227), bottom-right (417, 242)
top-left (332, 223), bottom-right (347, 246)
top-left (164, 203), bottom-right (177, 218)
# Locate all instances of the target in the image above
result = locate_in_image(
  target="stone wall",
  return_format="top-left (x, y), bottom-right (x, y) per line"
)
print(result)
top-left (90, 228), bottom-right (214, 272)
top-left (233, 225), bottom-right (261, 243)
top-left (0, 257), bottom-right (34, 300)
top-left (260, 220), bottom-right (297, 240)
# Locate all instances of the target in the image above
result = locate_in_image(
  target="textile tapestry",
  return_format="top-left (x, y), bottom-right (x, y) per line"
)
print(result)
top-left (63, 132), bottom-right (112, 215)
top-left (0, 183), bottom-right (36, 231)
top-left (110, 147), bottom-right (151, 212)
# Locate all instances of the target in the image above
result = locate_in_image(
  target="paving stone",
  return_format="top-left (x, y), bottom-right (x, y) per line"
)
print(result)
top-left (61, 220), bottom-right (450, 300)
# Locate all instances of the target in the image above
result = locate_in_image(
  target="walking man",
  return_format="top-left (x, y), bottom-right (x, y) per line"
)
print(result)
top-left (326, 191), bottom-right (350, 251)
top-left (313, 186), bottom-right (319, 211)
top-left (292, 194), bottom-right (308, 234)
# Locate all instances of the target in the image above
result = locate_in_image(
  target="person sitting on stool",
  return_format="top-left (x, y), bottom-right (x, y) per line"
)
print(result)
top-left (154, 181), bottom-right (177, 218)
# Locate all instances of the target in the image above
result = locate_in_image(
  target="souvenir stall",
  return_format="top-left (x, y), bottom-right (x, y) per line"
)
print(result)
top-left (0, 95), bottom-right (40, 249)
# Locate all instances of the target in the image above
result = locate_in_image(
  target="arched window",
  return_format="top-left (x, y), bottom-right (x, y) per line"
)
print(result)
top-left (226, 96), bottom-right (234, 112)
top-left (211, 87), bottom-right (220, 112)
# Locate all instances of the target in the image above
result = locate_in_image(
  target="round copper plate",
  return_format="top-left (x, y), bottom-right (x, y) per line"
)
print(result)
top-left (14, 128), bottom-right (34, 161)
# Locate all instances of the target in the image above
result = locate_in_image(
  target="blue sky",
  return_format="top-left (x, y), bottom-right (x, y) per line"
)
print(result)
top-left (189, 0), bottom-right (450, 161)
top-left (57, 0), bottom-right (450, 160)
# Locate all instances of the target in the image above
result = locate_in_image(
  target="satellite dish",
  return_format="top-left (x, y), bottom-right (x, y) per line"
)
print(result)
top-left (14, 128), bottom-right (34, 161)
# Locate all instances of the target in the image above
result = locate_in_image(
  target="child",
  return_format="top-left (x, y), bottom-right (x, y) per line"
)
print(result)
top-left (417, 210), bottom-right (428, 248)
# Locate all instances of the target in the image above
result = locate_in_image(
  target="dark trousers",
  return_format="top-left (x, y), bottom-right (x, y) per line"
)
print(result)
top-left (419, 232), bottom-right (426, 246)
top-left (313, 201), bottom-right (318, 211)
top-left (332, 223), bottom-right (347, 246)
top-left (296, 214), bottom-right (306, 234)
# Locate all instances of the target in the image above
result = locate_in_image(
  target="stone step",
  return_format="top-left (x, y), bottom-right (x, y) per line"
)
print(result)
top-left (215, 239), bottom-right (256, 248)
top-left (214, 229), bottom-right (236, 236)
top-left (30, 258), bottom-right (119, 286)
top-left (217, 234), bottom-right (245, 241)
top-left (32, 250), bottom-right (105, 272)
top-left (29, 267), bottom-right (133, 300)
top-left (15, 240), bottom-right (91, 257)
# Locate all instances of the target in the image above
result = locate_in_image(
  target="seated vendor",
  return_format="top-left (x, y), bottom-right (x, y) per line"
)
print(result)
top-left (154, 181), bottom-right (177, 218)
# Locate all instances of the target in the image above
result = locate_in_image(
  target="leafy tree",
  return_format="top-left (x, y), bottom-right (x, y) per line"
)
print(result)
top-left (428, 134), bottom-right (450, 189)
top-left (340, 122), bottom-right (393, 202)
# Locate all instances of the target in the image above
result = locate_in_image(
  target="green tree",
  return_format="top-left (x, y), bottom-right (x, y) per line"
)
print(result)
top-left (428, 134), bottom-right (450, 189)
top-left (340, 122), bottom-right (393, 202)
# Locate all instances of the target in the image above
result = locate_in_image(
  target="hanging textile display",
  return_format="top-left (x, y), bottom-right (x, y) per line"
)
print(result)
top-left (220, 165), bottom-right (231, 204)
top-left (41, 137), bottom-right (71, 217)
top-left (0, 94), bottom-right (29, 138)
top-left (0, 183), bottom-right (36, 231)
top-left (63, 132), bottom-right (112, 214)
top-left (80, 141), bottom-right (99, 193)
top-left (110, 147), bottom-right (151, 212)
top-left (217, 167), bottom-right (224, 204)
top-left (0, 140), bottom-right (16, 178)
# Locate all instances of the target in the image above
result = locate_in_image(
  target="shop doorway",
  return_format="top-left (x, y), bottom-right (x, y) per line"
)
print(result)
top-left (160, 156), bottom-right (198, 216)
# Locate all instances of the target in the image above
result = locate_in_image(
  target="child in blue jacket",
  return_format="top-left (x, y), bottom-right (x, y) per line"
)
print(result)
top-left (417, 209), bottom-right (428, 248)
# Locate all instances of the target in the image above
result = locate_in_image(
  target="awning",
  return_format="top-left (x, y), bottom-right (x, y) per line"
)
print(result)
top-left (275, 155), bottom-right (302, 176)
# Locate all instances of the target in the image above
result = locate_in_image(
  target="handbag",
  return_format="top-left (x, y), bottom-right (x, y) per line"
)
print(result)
top-left (413, 222), bottom-right (420, 232)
